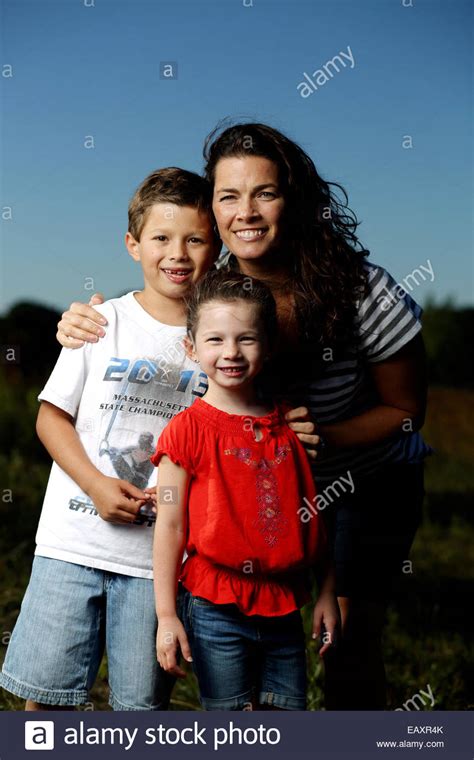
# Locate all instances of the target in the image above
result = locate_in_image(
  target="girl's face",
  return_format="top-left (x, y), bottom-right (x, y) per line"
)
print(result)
top-left (212, 156), bottom-right (286, 262)
top-left (186, 299), bottom-right (268, 390)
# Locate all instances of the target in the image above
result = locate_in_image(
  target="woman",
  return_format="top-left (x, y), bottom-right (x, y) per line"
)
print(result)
top-left (57, 122), bottom-right (429, 709)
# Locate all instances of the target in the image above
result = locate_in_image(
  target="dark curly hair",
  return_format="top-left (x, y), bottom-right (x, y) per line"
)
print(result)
top-left (203, 121), bottom-right (369, 349)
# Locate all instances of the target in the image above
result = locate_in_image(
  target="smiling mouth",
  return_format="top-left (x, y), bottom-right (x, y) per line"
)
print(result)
top-left (161, 268), bottom-right (193, 283)
top-left (217, 366), bottom-right (247, 376)
top-left (234, 228), bottom-right (268, 241)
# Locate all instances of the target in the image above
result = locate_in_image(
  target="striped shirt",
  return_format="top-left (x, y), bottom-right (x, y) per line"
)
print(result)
top-left (218, 255), bottom-right (431, 483)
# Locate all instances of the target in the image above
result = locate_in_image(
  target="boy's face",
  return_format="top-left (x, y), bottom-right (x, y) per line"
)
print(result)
top-left (126, 203), bottom-right (219, 300)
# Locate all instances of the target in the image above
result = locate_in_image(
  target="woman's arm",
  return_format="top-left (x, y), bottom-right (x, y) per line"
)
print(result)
top-left (154, 455), bottom-right (193, 677)
top-left (318, 334), bottom-right (427, 449)
top-left (286, 334), bottom-right (427, 455)
top-left (56, 293), bottom-right (107, 348)
top-left (312, 560), bottom-right (339, 656)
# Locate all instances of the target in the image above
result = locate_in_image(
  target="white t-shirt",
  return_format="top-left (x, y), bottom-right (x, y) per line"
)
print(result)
top-left (35, 292), bottom-right (207, 578)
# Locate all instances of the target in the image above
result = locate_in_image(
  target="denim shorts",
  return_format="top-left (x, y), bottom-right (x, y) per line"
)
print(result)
top-left (0, 556), bottom-right (174, 710)
top-left (180, 588), bottom-right (306, 710)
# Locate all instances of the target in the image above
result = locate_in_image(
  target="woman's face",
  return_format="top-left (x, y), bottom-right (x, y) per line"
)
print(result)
top-left (212, 156), bottom-right (286, 263)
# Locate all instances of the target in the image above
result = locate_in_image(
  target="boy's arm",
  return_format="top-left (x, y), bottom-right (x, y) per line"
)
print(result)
top-left (153, 455), bottom-right (192, 677)
top-left (37, 401), bottom-right (147, 524)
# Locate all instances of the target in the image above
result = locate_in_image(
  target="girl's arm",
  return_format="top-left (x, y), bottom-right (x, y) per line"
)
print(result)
top-left (56, 293), bottom-right (107, 348)
top-left (153, 455), bottom-right (193, 678)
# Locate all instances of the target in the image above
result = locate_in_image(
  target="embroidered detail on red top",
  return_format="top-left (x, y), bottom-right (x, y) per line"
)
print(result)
top-left (225, 446), bottom-right (291, 547)
top-left (151, 399), bottom-right (325, 616)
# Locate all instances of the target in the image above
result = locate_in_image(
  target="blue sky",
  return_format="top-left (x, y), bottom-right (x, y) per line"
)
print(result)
top-left (1, 0), bottom-right (472, 313)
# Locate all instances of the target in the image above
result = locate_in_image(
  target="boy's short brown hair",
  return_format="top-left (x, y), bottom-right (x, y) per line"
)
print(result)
top-left (128, 167), bottom-right (214, 241)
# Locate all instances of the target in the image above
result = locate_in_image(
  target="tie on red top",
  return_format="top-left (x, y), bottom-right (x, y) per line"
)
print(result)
top-left (151, 398), bottom-right (326, 616)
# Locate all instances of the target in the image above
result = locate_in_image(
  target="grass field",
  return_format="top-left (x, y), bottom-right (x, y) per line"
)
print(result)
top-left (1, 387), bottom-right (472, 711)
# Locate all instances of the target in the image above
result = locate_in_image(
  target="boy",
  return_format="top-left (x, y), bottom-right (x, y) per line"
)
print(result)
top-left (0, 168), bottom-right (220, 711)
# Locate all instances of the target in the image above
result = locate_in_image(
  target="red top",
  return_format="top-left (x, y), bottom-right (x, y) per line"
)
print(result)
top-left (151, 398), bottom-right (326, 616)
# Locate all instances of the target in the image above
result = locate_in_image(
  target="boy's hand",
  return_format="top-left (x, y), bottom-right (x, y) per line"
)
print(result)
top-left (143, 485), bottom-right (157, 511)
top-left (312, 592), bottom-right (340, 656)
top-left (56, 293), bottom-right (107, 348)
top-left (157, 616), bottom-right (193, 678)
top-left (285, 406), bottom-right (321, 460)
top-left (136, 486), bottom-right (157, 516)
top-left (88, 475), bottom-right (149, 524)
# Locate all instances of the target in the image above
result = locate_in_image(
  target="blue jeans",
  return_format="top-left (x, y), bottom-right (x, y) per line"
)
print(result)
top-left (180, 589), bottom-right (307, 710)
top-left (0, 556), bottom-right (174, 710)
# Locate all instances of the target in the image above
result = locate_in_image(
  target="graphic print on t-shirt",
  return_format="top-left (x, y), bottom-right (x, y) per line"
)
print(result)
top-left (99, 431), bottom-right (155, 488)
top-left (88, 354), bottom-right (208, 524)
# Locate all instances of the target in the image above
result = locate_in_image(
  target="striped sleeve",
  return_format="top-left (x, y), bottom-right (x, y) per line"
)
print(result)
top-left (357, 264), bottom-right (423, 363)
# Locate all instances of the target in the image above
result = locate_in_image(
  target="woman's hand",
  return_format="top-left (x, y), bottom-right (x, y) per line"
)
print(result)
top-left (156, 616), bottom-right (193, 678)
top-left (285, 406), bottom-right (321, 460)
top-left (312, 591), bottom-right (340, 657)
top-left (56, 293), bottom-right (107, 348)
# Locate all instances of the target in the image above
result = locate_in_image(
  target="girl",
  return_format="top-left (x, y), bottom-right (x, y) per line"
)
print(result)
top-left (151, 270), bottom-right (338, 711)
